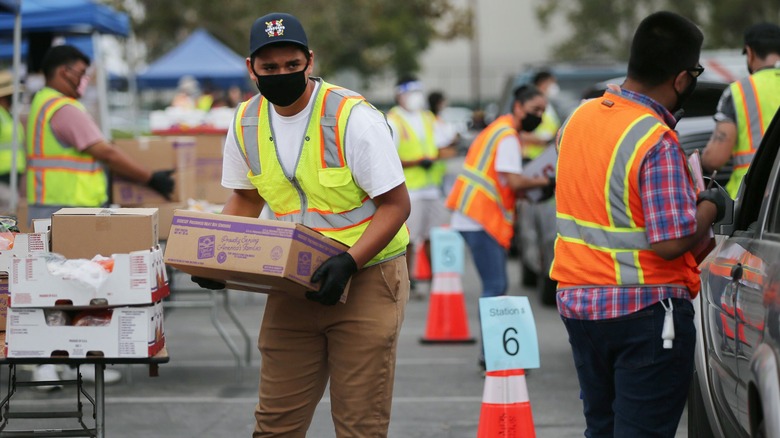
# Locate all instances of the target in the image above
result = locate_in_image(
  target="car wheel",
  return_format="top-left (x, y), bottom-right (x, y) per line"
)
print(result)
top-left (688, 370), bottom-right (716, 438)
top-left (540, 275), bottom-right (557, 307)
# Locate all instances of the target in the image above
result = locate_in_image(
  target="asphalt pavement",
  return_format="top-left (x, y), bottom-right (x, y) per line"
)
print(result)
top-left (5, 251), bottom-right (690, 437)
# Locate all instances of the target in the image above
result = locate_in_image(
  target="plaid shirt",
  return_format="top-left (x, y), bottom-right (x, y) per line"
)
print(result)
top-left (557, 89), bottom-right (698, 320)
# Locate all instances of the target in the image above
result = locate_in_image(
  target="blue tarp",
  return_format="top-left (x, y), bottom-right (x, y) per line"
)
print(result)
top-left (0, 0), bottom-right (18, 14)
top-left (137, 29), bottom-right (249, 90)
top-left (0, 0), bottom-right (129, 36)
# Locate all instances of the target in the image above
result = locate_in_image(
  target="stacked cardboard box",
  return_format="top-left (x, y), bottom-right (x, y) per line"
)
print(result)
top-left (5, 208), bottom-right (167, 359)
top-left (153, 133), bottom-right (232, 204)
top-left (111, 136), bottom-right (196, 239)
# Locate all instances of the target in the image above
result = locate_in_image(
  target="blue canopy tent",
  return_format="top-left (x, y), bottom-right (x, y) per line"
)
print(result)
top-left (137, 29), bottom-right (249, 90)
top-left (0, 0), bottom-right (130, 213)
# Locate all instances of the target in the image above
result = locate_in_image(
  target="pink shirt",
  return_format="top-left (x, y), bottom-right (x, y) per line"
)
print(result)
top-left (48, 104), bottom-right (104, 152)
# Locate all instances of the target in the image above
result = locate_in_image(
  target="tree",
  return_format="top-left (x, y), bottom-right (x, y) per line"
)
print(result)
top-left (113, 0), bottom-right (469, 80)
top-left (535, 0), bottom-right (780, 61)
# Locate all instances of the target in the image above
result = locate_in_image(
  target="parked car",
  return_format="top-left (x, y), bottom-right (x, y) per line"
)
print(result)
top-left (500, 63), bottom-right (628, 121)
top-left (689, 108), bottom-right (780, 438)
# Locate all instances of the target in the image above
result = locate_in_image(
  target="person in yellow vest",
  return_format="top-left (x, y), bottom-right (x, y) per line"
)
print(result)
top-left (28, 45), bottom-right (175, 388)
top-left (702, 22), bottom-right (780, 198)
top-left (26, 45), bottom-right (175, 223)
top-left (387, 76), bottom-right (457, 292)
top-left (551, 12), bottom-right (727, 437)
top-left (189, 12), bottom-right (410, 437)
top-left (446, 84), bottom-right (551, 371)
top-left (517, 70), bottom-right (562, 304)
top-left (0, 70), bottom-right (25, 213)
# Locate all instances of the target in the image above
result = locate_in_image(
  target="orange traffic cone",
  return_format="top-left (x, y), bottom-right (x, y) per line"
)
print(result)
top-left (419, 271), bottom-right (475, 343)
top-left (477, 369), bottom-right (536, 438)
top-left (413, 243), bottom-right (432, 281)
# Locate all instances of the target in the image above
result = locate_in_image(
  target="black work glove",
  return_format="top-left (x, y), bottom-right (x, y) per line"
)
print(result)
top-left (697, 187), bottom-right (727, 223)
top-left (305, 252), bottom-right (358, 306)
top-left (191, 275), bottom-right (225, 290)
top-left (419, 158), bottom-right (434, 170)
top-left (537, 177), bottom-right (556, 202)
top-left (148, 169), bottom-right (175, 200)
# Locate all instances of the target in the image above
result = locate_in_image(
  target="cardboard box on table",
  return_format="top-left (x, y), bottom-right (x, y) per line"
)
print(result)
top-left (51, 208), bottom-right (159, 259)
top-left (163, 210), bottom-right (350, 300)
top-left (5, 301), bottom-right (165, 358)
top-left (9, 246), bottom-right (169, 308)
top-left (0, 233), bottom-right (50, 331)
top-left (193, 134), bottom-right (232, 204)
top-left (111, 136), bottom-right (197, 206)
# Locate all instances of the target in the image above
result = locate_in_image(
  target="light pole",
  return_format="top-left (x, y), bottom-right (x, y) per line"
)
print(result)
top-left (469, 0), bottom-right (481, 109)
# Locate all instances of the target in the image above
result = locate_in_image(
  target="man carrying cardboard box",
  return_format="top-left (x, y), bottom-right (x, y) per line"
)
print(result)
top-left (191, 12), bottom-right (411, 437)
top-left (25, 45), bottom-right (175, 223)
top-left (26, 45), bottom-right (175, 387)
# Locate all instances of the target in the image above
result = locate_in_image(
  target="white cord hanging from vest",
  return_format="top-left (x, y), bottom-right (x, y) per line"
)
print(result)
top-left (660, 298), bottom-right (674, 349)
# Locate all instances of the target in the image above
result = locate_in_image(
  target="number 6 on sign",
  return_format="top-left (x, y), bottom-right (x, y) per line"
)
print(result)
top-left (479, 296), bottom-right (540, 371)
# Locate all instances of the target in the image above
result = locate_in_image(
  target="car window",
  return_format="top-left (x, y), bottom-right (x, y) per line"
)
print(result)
top-left (740, 111), bottom-right (780, 234)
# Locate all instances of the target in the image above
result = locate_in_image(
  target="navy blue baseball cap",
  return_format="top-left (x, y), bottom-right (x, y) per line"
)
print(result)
top-left (249, 13), bottom-right (308, 57)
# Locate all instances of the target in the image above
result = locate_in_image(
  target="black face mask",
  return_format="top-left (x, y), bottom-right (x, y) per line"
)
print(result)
top-left (672, 74), bottom-right (697, 114)
top-left (521, 113), bottom-right (543, 132)
top-left (253, 62), bottom-right (309, 107)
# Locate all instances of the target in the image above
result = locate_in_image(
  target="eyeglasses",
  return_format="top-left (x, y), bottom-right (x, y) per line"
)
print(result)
top-left (687, 64), bottom-right (705, 78)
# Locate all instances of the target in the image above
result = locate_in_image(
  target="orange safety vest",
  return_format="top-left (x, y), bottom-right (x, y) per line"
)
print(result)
top-left (445, 114), bottom-right (518, 248)
top-left (550, 91), bottom-right (701, 295)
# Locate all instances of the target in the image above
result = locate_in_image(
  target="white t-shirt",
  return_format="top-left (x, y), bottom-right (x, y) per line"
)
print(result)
top-left (450, 134), bottom-right (523, 231)
top-left (222, 83), bottom-right (404, 201)
top-left (388, 107), bottom-right (447, 201)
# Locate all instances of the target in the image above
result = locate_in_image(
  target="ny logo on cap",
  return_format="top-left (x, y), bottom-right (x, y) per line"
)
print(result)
top-left (265, 19), bottom-right (285, 37)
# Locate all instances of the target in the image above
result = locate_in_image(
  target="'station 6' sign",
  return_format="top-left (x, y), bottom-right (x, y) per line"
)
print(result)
top-left (479, 296), bottom-right (540, 371)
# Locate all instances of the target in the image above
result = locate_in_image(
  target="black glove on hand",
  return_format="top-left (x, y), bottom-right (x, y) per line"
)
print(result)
top-left (191, 275), bottom-right (225, 290)
top-left (538, 177), bottom-right (556, 202)
top-left (305, 252), bottom-right (358, 306)
top-left (697, 187), bottom-right (727, 223)
top-left (148, 169), bottom-right (175, 200)
top-left (419, 158), bottom-right (434, 170)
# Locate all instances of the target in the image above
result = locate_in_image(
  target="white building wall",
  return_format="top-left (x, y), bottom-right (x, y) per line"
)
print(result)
top-left (358, 0), bottom-right (570, 106)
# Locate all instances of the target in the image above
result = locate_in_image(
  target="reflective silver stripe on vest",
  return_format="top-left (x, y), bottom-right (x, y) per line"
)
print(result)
top-left (739, 77), bottom-right (763, 148)
top-left (615, 252), bottom-right (640, 284)
top-left (734, 153), bottom-right (756, 166)
top-left (459, 167), bottom-right (513, 222)
top-left (476, 126), bottom-right (513, 170)
top-left (33, 97), bottom-right (67, 155)
top-left (322, 87), bottom-right (361, 168)
top-left (239, 96), bottom-right (262, 175)
top-left (608, 116), bottom-right (661, 227)
top-left (276, 197), bottom-right (376, 229)
top-left (556, 217), bottom-right (648, 250)
top-left (27, 157), bottom-right (101, 171)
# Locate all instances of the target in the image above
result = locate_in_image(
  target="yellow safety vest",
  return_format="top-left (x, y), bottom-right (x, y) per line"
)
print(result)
top-left (26, 87), bottom-right (107, 206)
top-left (726, 68), bottom-right (780, 198)
top-left (0, 105), bottom-right (24, 174)
top-left (387, 106), bottom-right (445, 190)
top-left (233, 78), bottom-right (409, 266)
top-left (197, 94), bottom-right (213, 111)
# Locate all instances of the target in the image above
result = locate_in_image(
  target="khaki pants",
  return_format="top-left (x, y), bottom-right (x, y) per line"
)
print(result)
top-left (254, 256), bottom-right (409, 438)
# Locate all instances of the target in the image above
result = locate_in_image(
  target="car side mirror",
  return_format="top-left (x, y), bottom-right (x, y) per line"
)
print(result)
top-left (713, 183), bottom-right (735, 236)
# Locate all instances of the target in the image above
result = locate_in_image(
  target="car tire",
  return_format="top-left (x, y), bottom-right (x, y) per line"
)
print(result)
top-left (688, 370), bottom-right (716, 438)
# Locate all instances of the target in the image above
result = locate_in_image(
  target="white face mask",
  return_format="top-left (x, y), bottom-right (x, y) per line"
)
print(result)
top-left (546, 82), bottom-right (560, 98)
top-left (403, 91), bottom-right (426, 112)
